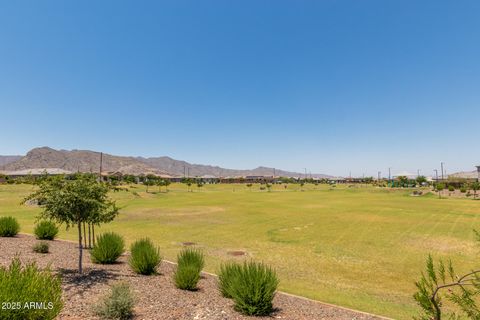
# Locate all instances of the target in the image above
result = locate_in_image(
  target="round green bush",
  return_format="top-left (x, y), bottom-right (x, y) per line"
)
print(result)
top-left (174, 249), bottom-right (204, 290)
top-left (229, 261), bottom-right (279, 316)
top-left (91, 232), bottom-right (125, 264)
top-left (33, 241), bottom-right (50, 254)
top-left (129, 238), bottom-right (161, 275)
top-left (94, 282), bottom-right (134, 320)
top-left (0, 216), bottom-right (20, 237)
top-left (0, 257), bottom-right (63, 319)
top-left (34, 220), bottom-right (59, 240)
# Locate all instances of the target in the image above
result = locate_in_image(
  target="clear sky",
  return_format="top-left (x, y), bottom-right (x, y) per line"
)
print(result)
top-left (1, 1), bottom-right (479, 177)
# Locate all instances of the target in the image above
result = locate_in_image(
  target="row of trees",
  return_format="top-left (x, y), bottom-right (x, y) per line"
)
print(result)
top-left (434, 181), bottom-right (480, 199)
top-left (143, 174), bottom-right (171, 192)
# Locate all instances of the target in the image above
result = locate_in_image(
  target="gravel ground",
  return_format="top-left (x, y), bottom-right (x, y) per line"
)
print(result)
top-left (0, 235), bottom-right (386, 320)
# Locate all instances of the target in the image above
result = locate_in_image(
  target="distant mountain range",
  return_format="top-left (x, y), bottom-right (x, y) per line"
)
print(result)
top-left (0, 147), bottom-right (332, 178)
top-left (448, 170), bottom-right (480, 179)
top-left (0, 155), bottom-right (22, 167)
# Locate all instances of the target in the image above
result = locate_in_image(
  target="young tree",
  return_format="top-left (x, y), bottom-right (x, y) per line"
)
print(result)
top-left (414, 230), bottom-right (480, 319)
top-left (416, 175), bottom-right (427, 186)
top-left (24, 175), bottom-right (118, 273)
top-left (164, 179), bottom-right (171, 192)
top-left (144, 179), bottom-right (155, 192)
top-left (157, 179), bottom-right (165, 192)
top-left (266, 183), bottom-right (272, 192)
top-left (397, 176), bottom-right (409, 187)
top-left (435, 183), bottom-right (445, 199)
top-left (471, 182), bottom-right (480, 199)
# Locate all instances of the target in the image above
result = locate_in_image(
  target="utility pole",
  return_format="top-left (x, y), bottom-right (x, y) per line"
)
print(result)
top-left (434, 169), bottom-right (438, 182)
top-left (273, 168), bottom-right (276, 178)
top-left (99, 152), bottom-right (103, 180)
top-left (476, 165), bottom-right (480, 182)
top-left (304, 168), bottom-right (307, 180)
top-left (183, 166), bottom-right (186, 178)
top-left (378, 171), bottom-right (381, 181)
top-left (417, 169), bottom-right (421, 177)
top-left (441, 162), bottom-right (444, 180)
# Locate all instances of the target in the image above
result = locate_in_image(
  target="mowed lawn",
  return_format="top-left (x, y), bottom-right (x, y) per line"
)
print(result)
top-left (1, 183), bottom-right (479, 319)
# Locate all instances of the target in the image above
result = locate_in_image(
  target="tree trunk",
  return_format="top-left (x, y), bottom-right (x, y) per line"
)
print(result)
top-left (83, 222), bottom-right (87, 248)
top-left (88, 223), bottom-right (91, 248)
top-left (77, 222), bottom-right (83, 273)
top-left (92, 224), bottom-right (95, 246)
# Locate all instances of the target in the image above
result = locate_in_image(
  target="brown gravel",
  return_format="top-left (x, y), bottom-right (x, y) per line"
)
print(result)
top-left (0, 235), bottom-right (387, 320)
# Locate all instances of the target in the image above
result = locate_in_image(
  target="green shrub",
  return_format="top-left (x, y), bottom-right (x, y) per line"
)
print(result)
top-left (34, 220), bottom-right (59, 240)
top-left (129, 238), bottom-right (161, 275)
top-left (174, 249), bottom-right (204, 290)
top-left (0, 257), bottom-right (63, 319)
top-left (33, 241), bottom-right (49, 253)
top-left (218, 262), bottom-right (242, 298)
top-left (460, 187), bottom-right (467, 193)
top-left (91, 232), bottom-right (125, 264)
top-left (94, 282), bottom-right (134, 320)
top-left (228, 261), bottom-right (279, 316)
top-left (448, 185), bottom-right (455, 192)
top-left (0, 216), bottom-right (20, 237)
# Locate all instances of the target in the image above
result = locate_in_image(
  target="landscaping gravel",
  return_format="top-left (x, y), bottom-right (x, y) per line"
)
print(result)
top-left (0, 234), bottom-right (386, 320)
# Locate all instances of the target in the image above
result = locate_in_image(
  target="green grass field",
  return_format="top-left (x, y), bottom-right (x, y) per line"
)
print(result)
top-left (0, 183), bottom-right (479, 319)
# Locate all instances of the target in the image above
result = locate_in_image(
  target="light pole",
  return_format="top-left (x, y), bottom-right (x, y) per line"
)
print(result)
top-left (441, 162), bottom-right (444, 180)
top-left (434, 169), bottom-right (438, 182)
top-left (476, 165), bottom-right (480, 182)
top-left (388, 167), bottom-right (392, 186)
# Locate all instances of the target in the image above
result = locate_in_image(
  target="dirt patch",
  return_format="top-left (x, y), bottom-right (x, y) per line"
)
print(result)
top-left (227, 250), bottom-right (247, 257)
top-left (0, 234), bottom-right (385, 320)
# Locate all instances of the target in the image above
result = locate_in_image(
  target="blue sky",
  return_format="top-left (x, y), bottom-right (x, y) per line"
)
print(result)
top-left (1, 1), bottom-right (479, 177)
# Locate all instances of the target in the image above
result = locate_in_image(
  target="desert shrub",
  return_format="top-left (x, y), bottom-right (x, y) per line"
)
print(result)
top-left (91, 232), bottom-right (125, 264)
top-left (33, 241), bottom-right (49, 253)
top-left (0, 216), bottom-right (20, 237)
top-left (174, 249), bottom-right (204, 290)
top-left (448, 185), bottom-right (455, 192)
top-left (460, 186), bottom-right (467, 193)
top-left (129, 238), bottom-right (161, 275)
top-left (34, 220), bottom-right (58, 240)
top-left (218, 262), bottom-right (242, 298)
top-left (228, 261), bottom-right (279, 316)
top-left (94, 282), bottom-right (134, 320)
top-left (0, 257), bottom-right (63, 319)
